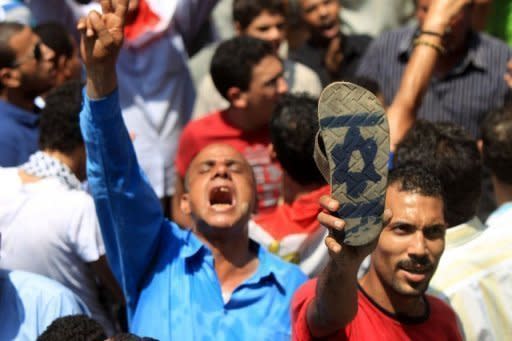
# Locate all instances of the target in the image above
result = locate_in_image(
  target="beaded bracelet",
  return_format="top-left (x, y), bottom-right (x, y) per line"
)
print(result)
top-left (420, 30), bottom-right (444, 38)
top-left (413, 38), bottom-right (446, 55)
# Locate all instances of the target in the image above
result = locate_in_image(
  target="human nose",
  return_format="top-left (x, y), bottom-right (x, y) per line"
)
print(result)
top-left (408, 232), bottom-right (428, 258)
top-left (277, 76), bottom-right (288, 94)
top-left (213, 162), bottom-right (229, 178)
top-left (41, 43), bottom-right (55, 62)
top-left (318, 4), bottom-right (329, 19)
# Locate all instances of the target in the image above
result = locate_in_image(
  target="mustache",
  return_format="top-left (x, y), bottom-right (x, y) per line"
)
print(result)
top-left (397, 258), bottom-right (434, 274)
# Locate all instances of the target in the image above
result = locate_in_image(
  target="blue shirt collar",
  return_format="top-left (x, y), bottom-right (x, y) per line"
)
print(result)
top-left (398, 27), bottom-right (488, 73)
top-left (0, 99), bottom-right (38, 127)
top-left (182, 231), bottom-right (286, 289)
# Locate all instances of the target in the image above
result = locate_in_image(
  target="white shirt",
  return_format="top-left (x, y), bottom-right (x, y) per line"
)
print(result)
top-left (429, 215), bottom-right (512, 340)
top-left (0, 168), bottom-right (112, 334)
top-left (26, 0), bottom-right (218, 197)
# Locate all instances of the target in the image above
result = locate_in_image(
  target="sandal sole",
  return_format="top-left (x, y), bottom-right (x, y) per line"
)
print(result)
top-left (317, 82), bottom-right (389, 246)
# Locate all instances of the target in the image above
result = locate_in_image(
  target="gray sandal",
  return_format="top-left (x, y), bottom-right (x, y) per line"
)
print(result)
top-left (314, 82), bottom-right (389, 246)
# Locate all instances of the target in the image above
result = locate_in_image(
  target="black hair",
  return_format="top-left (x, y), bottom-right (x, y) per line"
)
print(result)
top-left (388, 163), bottom-right (444, 200)
top-left (210, 36), bottom-right (276, 99)
top-left (394, 120), bottom-right (482, 226)
top-left (270, 92), bottom-right (325, 186)
top-left (233, 0), bottom-right (286, 30)
top-left (481, 105), bottom-right (512, 185)
top-left (0, 22), bottom-right (24, 68)
top-left (39, 80), bottom-right (84, 153)
top-left (37, 315), bottom-right (106, 341)
top-left (34, 22), bottom-right (74, 59)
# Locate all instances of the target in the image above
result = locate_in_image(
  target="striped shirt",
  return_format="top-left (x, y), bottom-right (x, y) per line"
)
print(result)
top-left (429, 214), bottom-right (512, 340)
top-left (357, 26), bottom-right (512, 137)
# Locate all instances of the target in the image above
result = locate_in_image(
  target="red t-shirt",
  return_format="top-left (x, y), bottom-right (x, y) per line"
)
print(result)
top-left (175, 111), bottom-right (281, 212)
top-left (292, 279), bottom-right (463, 341)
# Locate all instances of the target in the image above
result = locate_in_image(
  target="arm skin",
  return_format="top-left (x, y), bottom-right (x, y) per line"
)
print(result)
top-left (306, 197), bottom-right (383, 337)
top-left (386, 0), bottom-right (472, 149)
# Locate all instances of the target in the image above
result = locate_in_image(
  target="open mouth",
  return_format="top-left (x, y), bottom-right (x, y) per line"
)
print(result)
top-left (209, 186), bottom-right (235, 211)
top-left (319, 20), bottom-right (339, 38)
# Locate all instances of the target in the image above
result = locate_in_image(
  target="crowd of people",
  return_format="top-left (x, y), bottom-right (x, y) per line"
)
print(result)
top-left (0, 0), bottom-right (511, 340)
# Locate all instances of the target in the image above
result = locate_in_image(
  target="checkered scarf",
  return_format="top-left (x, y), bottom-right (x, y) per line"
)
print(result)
top-left (20, 151), bottom-right (82, 190)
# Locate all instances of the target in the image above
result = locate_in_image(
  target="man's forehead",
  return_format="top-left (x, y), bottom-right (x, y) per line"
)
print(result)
top-left (191, 144), bottom-right (248, 165)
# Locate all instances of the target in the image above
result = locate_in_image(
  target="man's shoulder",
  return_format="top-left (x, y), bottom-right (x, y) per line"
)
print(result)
top-left (260, 245), bottom-right (307, 287)
top-left (373, 25), bottom-right (413, 42)
top-left (6, 270), bottom-right (82, 303)
top-left (182, 111), bottom-right (228, 136)
top-left (425, 294), bottom-right (460, 329)
top-left (476, 31), bottom-right (512, 53)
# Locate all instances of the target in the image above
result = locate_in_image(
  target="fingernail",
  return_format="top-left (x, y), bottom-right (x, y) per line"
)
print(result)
top-left (335, 220), bottom-right (344, 229)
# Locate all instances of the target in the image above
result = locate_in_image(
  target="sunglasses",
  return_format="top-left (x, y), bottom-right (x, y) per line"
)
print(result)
top-left (11, 42), bottom-right (43, 68)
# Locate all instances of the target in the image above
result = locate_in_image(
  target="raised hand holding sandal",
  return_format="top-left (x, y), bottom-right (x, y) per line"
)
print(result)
top-left (314, 82), bottom-right (389, 246)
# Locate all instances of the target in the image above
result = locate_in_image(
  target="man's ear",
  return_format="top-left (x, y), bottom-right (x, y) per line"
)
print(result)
top-left (234, 21), bottom-right (242, 36)
top-left (227, 86), bottom-right (247, 109)
top-left (268, 143), bottom-right (277, 161)
top-left (180, 193), bottom-right (192, 215)
top-left (477, 139), bottom-right (483, 155)
top-left (0, 67), bottom-right (21, 89)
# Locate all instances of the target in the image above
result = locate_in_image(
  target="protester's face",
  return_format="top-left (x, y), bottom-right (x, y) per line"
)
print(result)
top-left (8, 27), bottom-right (56, 96)
top-left (182, 144), bottom-right (256, 230)
top-left (242, 10), bottom-right (286, 52)
top-left (299, 0), bottom-right (340, 42)
top-left (244, 55), bottom-right (287, 127)
top-left (371, 183), bottom-right (447, 297)
top-left (416, 0), bottom-right (472, 53)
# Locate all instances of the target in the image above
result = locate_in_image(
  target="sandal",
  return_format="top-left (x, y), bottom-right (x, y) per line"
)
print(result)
top-left (314, 82), bottom-right (389, 246)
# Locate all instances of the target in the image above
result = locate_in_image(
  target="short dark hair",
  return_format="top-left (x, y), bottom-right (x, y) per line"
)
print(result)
top-left (395, 120), bottom-right (482, 226)
top-left (481, 105), bottom-right (512, 185)
top-left (233, 0), bottom-right (286, 30)
top-left (39, 80), bottom-right (84, 154)
top-left (0, 22), bottom-right (24, 69)
top-left (34, 22), bottom-right (74, 60)
top-left (37, 315), bottom-right (106, 341)
top-left (388, 164), bottom-right (444, 200)
top-left (270, 92), bottom-right (325, 186)
top-left (210, 36), bottom-right (276, 99)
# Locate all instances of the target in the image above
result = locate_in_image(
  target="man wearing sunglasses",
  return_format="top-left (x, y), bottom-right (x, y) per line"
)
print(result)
top-left (0, 22), bottom-right (56, 167)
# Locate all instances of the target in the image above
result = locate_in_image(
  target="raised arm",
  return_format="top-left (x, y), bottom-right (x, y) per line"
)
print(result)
top-left (78, 0), bottom-right (164, 311)
top-left (387, 0), bottom-right (472, 149)
top-left (305, 196), bottom-right (391, 337)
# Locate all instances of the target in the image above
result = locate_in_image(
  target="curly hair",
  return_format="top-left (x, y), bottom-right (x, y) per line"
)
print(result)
top-left (39, 80), bottom-right (84, 154)
top-left (394, 120), bottom-right (481, 226)
top-left (37, 315), bottom-right (106, 341)
top-left (481, 105), bottom-right (512, 185)
top-left (388, 163), bottom-right (444, 200)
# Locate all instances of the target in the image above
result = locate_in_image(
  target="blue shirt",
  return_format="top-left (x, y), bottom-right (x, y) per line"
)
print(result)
top-left (0, 270), bottom-right (89, 341)
top-left (79, 90), bottom-right (307, 340)
top-left (0, 100), bottom-right (39, 167)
